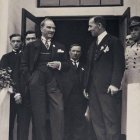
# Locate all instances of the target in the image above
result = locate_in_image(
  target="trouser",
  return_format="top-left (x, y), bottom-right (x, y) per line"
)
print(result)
top-left (17, 72), bottom-right (36, 140)
top-left (29, 68), bottom-right (64, 140)
top-left (9, 96), bottom-right (20, 140)
top-left (64, 93), bottom-right (87, 140)
top-left (17, 103), bottom-right (36, 140)
top-left (89, 87), bottom-right (122, 140)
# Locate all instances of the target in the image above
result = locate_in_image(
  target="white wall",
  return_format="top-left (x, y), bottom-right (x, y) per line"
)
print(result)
top-left (0, 0), bottom-right (140, 57)
top-left (0, 0), bottom-right (9, 58)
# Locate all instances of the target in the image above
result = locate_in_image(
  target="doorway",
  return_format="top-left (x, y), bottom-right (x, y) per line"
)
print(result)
top-left (22, 8), bottom-right (130, 62)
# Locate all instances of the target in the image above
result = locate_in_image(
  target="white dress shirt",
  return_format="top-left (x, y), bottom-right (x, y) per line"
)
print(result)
top-left (41, 36), bottom-right (51, 49)
top-left (97, 31), bottom-right (107, 45)
top-left (71, 59), bottom-right (79, 67)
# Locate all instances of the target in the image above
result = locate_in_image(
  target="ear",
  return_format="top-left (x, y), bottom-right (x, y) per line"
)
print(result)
top-left (69, 50), bottom-right (71, 56)
top-left (40, 27), bottom-right (43, 32)
top-left (98, 23), bottom-right (102, 29)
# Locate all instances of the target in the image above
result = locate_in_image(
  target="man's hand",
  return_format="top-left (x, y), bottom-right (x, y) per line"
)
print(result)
top-left (14, 93), bottom-right (22, 104)
top-left (47, 61), bottom-right (61, 70)
top-left (107, 85), bottom-right (119, 95)
top-left (83, 89), bottom-right (89, 99)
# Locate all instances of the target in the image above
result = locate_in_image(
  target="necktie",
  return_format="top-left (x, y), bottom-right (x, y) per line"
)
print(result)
top-left (73, 61), bottom-right (78, 69)
top-left (45, 41), bottom-right (50, 50)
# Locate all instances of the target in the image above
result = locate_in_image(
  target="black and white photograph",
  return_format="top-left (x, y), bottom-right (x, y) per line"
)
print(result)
top-left (0, 0), bottom-right (140, 140)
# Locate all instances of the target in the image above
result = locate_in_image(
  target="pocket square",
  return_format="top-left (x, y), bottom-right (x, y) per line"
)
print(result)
top-left (57, 49), bottom-right (64, 53)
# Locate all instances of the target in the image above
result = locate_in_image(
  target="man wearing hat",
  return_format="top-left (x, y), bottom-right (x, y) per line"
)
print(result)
top-left (129, 16), bottom-right (140, 42)
top-left (124, 16), bottom-right (140, 140)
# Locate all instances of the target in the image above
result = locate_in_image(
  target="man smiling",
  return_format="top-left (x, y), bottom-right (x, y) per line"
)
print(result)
top-left (21, 18), bottom-right (68, 140)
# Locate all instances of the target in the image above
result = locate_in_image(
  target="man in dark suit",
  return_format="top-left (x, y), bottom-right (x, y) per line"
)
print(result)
top-left (0, 34), bottom-right (23, 140)
top-left (21, 18), bottom-right (68, 140)
top-left (61, 44), bottom-right (87, 140)
top-left (84, 16), bottom-right (125, 140)
top-left (17, 31), bottom-right (37, 140)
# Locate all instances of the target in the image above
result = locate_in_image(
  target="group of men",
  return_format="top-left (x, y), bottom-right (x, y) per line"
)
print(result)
top-left (0, 30), bottom-right (37, 140)
top-left (0, 16), bottom-right (125, 140)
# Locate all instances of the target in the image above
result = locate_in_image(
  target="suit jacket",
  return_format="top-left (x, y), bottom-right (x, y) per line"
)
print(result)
top-left (85, 34), bottom-right (125, 94)
top-left (20, 39), bottom-right (68, 93)
top-left (61, 60), bottom-right (85, 101)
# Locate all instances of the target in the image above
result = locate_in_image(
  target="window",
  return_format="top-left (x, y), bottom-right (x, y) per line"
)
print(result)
top-left (37, 0), bottom-right (123, 7)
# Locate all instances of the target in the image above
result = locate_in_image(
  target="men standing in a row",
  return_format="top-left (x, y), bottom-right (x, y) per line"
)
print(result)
top-left (21, 18), bottom-right (68, 140)
top-left (17, 31), bottom-right (37, 140)
top-left (84, 16), bottom-right (125, 140)
top-left (0, 34), bottom-right (23, 140)
top-left (61, 44), bottom-right (87, 140)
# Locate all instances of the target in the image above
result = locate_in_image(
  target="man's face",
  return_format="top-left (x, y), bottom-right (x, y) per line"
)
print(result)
top-left (130, 26), bottom-right (140, 42)
top-left (41, 20), bottom-right (55, 39)
top-left (69, 45), bottom-right (81, 61)
top-left (88, 18), bottom-right (100, 37)
top-left (25, 33), bottom-right (36, 45)
top-left (10, 36), bottom-right (22, 51)
top-left (125, 35), bottom-right (134, 46)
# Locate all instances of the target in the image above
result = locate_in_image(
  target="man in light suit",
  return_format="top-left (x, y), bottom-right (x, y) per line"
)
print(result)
top-left (84, 16), bottom-right (125, 140)
top-left (61, 44), bottom-right (87, 140)
top-left (21, 18), bottom-right (68, 140)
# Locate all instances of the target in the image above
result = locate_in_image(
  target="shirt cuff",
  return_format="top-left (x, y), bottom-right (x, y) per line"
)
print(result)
top-left (14, 93), bottom-right (21, 98)
top-left (58, 62), bottom-right (61, 70)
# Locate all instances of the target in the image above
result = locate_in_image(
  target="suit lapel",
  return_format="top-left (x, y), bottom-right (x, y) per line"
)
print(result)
top-left (32, 40), bottom-right (42, 68)
top-left (70, 60), bottom-right (77, 71)
top-left (51, 41), bottom-right (56, 60)
top-left (95, 34), bottom-right (110, 61)
top-left (78, 63), bottom-right (85, 84)
top-left (85, 40), bottom-right (97, 88)
top-left (69, 60), bottom-right (84, 86)
top-left (88, 41), bottom-right (97, 65)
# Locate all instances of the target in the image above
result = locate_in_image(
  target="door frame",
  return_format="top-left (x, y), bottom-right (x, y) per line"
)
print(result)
top-left (21, 8), bottom-right (130, 42)
top-left (21, 8), bottom-right (38, 37)
top-left (119, 7), bottom-right (130, 44)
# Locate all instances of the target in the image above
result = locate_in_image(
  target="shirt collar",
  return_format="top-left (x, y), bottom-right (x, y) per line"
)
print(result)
top-left (71, 59), bottom-right (79, 66)
top-left (97, 31), bottom-right (107, 45)
top-left (135, 42), bottom-right (140, 47)
top-left (12, 49), bottom-right (21, 54)
top-left (70, 59), bottom-right (79, 63)
top-left (12, 49), bottom-right (17, 52)
top-left (41, 36), bottom-right (51, 45)
top-left (137, 40), bottom-right (140, 45)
